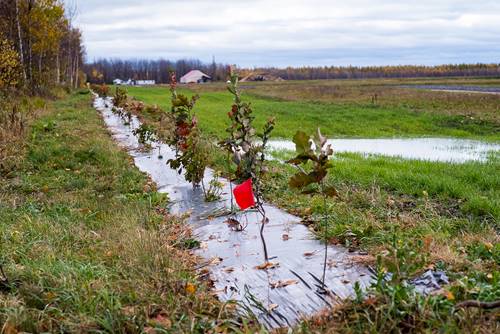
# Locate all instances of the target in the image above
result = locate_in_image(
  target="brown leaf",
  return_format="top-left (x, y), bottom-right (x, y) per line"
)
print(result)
top-left (282, 234), bottom-right (289, 241)
top-left (363, 297), bottom-right (377, 306)
top-left (223, 267), bottom-right (234, 273)
top-left (270, 279), bottom-right (299, 289)
top-left (208, 257), bottom-right (223, 266)
top-left (255, 262), bottom-right (279, 270)
top-left (303, 250), bottom-right (318, 258)
top-left (268, 303), bottom-right (279, 312)
top-left (185, 282), bottom-right (196, 294)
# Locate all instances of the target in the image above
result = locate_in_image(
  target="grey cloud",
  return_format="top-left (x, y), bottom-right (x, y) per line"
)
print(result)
top-left (73, 0), bottom-right (500, 66)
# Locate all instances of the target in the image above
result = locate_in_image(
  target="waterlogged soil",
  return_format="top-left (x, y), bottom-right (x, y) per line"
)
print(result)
top-left (268, 138), bottom-right (500, 163)
top-left (94, 97), bottom-right (373, 328)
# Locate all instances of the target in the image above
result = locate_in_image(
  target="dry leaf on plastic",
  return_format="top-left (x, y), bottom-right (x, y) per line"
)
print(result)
top-left (255, 262), bottom-right (279, 270)
top-left (303, 250), bottom-right (317, 258)
top-left (270, 279), bottom-right (299, 289)
top-left (208, 257), bottom-right (223, 265)
top-left (268, 303), bottom-right (279, 312)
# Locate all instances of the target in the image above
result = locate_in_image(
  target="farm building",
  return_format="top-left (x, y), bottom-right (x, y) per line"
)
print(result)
top-left (112, 79), bottom-right (152, 86)
top-left (179, 70), bottom-right (211, 84)
top-left (134, 80), bottom-right (156, 85)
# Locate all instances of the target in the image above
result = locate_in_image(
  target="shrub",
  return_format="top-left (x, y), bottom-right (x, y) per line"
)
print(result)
top-left (166, 73), bottom-right (208, 189)
top-left (113, 86), bottom-right (128, 107)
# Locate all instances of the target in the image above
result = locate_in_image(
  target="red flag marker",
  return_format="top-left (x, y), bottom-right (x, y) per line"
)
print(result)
top-left (233, 178), bottom-right (256, 210)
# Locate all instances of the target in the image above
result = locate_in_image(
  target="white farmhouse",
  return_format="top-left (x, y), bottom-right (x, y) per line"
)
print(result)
top-left (179, 70), bottom-right (211, 84)
top-left (134, 80), bottom-right (156, 86)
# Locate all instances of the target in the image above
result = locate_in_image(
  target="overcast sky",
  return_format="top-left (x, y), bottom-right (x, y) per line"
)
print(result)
top-left (74, 0), bottom-right (500, 67)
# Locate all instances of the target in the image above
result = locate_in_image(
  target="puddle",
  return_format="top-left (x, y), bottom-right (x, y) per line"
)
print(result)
top-left (400, 84), bottom-right (500, 95)
top-left (268, 138), bottom-right (500, 163)
top-left (93, 97), bottom-right (373, 328)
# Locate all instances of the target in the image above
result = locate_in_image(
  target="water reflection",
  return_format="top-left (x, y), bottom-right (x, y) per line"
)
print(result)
top-left (268, 138), bottom-right (500, 163)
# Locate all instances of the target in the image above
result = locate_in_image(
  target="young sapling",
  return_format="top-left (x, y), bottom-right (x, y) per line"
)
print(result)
top-left (287, 128), bottom-right (337, 292)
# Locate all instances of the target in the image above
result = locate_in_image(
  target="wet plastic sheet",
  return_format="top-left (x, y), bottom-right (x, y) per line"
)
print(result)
top-left (94, 97), bottom-right (373, 328)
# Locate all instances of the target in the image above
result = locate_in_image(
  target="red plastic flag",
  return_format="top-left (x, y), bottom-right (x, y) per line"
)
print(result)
top-left (233, 178), bottom-right (256, 210)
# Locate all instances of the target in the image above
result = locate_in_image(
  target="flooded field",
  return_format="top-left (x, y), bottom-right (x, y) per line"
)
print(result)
top-left (268, 138), bottom-right (500, 163)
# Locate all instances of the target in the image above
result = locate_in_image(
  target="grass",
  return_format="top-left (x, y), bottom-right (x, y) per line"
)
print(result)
top-left (0, 91), bottom-right (256, 332)
top-left (125, 83), bottom-right (500, 141)
top-left (262, 151), bottom-right (499, 265)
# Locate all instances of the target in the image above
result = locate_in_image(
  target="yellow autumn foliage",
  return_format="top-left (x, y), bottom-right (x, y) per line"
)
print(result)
top-left (0, 36), bottom-right (21, 89)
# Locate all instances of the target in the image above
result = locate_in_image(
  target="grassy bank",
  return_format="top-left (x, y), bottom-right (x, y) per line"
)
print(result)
top-left (0, 92), bottom-right (254, 332)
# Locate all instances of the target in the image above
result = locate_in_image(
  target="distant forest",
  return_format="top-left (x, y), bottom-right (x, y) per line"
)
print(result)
top-left (84, 59), bottom-right (500, 83)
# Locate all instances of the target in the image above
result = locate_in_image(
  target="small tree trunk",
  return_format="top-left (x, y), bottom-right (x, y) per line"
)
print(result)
top-left (255, 180), bottom-right (269, 263)
top-left (15, 0), bottom-right (26, 83)
top-left (0, 264), bottom-right (7, 283)
top-left (259, 206), bottom-right (269, 262)
top-left (74, 53), bottom-right (79, 88)
top-left (320, 184), bottom-right (329, 292)
top-left (55, 51), bottom-right (60, 85)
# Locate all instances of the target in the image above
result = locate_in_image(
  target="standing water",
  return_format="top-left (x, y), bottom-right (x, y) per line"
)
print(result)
top-left (268, 138), bottom-right (500, 163)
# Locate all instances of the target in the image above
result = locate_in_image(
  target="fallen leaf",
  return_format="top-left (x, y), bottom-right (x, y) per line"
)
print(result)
top-left (363, 297), bottom-right (377, 306)
top-left (208, 257), bottom-right (223, 265)
top-left (185, 282), bottom-right (196, 295)
top-left (255, 262), bottom-right (279, 270)
top-left (282, 234), bottom-right (289, 241)
top-left (268, 303), bottom-right (279, 312)
top-left (341, 279), bottom-right (350, 284)
top-left (45, 291), bottom-right (56, 300)
top-left (270, 279), bottom-right (299, 289)
top-left (303, 250), bottom-right (317, 258)
top-left (445, 290), bottom-right (455, 301)
top-left (223, 267), bottom-right (234, 273)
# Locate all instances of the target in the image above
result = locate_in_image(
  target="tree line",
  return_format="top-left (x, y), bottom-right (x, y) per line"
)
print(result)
top-left (84, 58), bottom-right (230, 84)
top-left (0, 0), bottom-right (84, 95)
top-left (256, 63), bottom-right (500, 80)
top-left (85, 58), bottom-right (500, 84)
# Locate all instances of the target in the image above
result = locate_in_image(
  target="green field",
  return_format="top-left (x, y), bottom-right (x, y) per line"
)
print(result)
top-left (125, 79), bottom-right (499, 267)
top-left (125, 79), bottom-right (500, 141)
